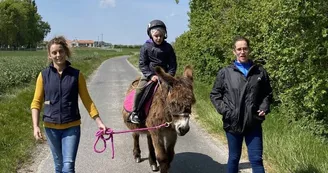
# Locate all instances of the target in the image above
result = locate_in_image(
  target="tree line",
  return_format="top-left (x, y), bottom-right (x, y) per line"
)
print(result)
top-left (0, 0), bottom-right (50, 49)
top-left (174, 0), bottom-right (328, 138)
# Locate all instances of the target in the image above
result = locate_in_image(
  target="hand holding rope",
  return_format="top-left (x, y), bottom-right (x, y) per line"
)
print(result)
top-left (94, 122), bottom-right (171, 159)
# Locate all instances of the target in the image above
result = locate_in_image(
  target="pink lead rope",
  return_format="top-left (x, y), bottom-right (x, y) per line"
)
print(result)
top-left (94, 122), bottom-right (170, 159)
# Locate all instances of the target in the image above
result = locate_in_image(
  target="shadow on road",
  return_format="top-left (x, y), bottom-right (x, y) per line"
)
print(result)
top-left (169, 152), bottom-right (251, 173)
top-left (170, 152), bottom-right (223, 173)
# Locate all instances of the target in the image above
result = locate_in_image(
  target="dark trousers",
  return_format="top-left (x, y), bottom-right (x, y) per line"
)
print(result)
top-left (226, 125), bottom-right (265, 173)
top-left (132, 75), bottom-right (148, 111)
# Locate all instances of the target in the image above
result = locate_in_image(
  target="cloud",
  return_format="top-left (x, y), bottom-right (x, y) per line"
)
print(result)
top-left (99, 0), bottom-right (116, 8)
top-left (165, 12), bottom-right (177, 19)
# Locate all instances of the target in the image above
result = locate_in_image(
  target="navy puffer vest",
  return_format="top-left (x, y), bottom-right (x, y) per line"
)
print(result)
top-left (42, 62), bottom-right (80, 124)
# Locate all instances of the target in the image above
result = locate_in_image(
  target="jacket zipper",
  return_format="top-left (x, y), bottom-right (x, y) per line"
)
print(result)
top-left (59, 72), bottom-right (62, 124)
top-left (233, 64), bottom-right (256, 132)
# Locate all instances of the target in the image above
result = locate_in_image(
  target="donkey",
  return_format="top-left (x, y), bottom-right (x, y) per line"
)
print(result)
top-left (122, 65), bottom-right (195, 173)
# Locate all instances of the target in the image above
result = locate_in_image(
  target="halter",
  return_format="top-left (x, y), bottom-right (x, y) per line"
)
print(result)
top-left (172, 112), bottom-right (190, 118)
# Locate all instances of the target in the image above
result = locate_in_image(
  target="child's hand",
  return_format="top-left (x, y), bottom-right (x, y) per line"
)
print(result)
top-left (151, 75), bottom-right (158, 82)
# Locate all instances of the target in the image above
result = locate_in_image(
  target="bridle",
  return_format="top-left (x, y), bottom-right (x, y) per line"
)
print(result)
top-left (160, 79), bottom-right (193, 119)
top-left (172, 112), bottom-right (190, 118)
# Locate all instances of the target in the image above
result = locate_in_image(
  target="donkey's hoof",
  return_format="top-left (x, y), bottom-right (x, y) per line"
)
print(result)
top-left (135, 157), bottom-right (141, 163)
top-left (151, 165), bottom-right (159, 172)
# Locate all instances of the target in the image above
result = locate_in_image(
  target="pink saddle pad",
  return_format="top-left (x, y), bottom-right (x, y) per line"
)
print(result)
top-left (123, 89), bottom-right (151, 114)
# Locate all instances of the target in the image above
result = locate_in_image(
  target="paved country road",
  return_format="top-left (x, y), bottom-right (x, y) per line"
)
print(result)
top-left (20, 56), bottom-right (252, 173)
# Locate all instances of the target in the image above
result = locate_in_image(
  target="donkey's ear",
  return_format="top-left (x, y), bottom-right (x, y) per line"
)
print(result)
top-left (155, 66), bottom-right (177, 85)
top-left (183, 65), bottom-right (193, 81)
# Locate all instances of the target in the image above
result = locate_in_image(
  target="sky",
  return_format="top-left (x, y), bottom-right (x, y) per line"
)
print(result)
top-left (35, 0), bottom-right (190, 45)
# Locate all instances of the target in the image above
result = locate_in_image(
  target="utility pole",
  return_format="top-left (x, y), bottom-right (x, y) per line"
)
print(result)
top-left (101, 33), bottom-right (103, 47)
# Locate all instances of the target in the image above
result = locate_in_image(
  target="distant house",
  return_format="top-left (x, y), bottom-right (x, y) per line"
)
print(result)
top-left (66, 39), bottom-right (94, 47)
top-left (77, 40), bottom-right (94, 47)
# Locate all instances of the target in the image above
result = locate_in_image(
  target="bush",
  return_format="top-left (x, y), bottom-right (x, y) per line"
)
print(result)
top-left (174, 0), bottom-right (328, 137)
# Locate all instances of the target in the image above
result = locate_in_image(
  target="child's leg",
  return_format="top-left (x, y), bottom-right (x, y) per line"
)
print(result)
top-left (132, 76), bottom-right (149, 112)
top-left (130, 76), bottom-right (149, 123)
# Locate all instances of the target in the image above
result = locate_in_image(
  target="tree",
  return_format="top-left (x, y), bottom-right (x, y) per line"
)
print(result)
top-left (174, 0), bottom-right (328, 137)
top-left (0, 0), bottom-right (51, 49)
top-left (0, 0), bottom-right (27, 48)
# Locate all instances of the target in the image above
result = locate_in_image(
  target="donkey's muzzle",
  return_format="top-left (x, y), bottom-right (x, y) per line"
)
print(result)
top-left (178, 126), bottom-right (190, 136)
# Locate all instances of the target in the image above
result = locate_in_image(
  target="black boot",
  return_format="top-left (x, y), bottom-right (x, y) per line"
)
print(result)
top-left (129, 111), bottom-right (141, 124)
top-left (129, 81), bottom-right (152, 124)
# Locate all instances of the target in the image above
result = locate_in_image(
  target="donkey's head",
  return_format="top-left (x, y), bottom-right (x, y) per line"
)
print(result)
top-left (155, 65), bottom-right (196, 136)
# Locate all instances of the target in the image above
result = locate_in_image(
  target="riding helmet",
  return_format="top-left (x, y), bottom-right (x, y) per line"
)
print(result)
top-left (147, 20), bottom-right (167, 39)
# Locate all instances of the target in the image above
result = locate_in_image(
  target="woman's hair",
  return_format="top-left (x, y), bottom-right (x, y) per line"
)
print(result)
top-left (47, 36), bottom-right (71, 58)
top-left (233, 36), bottom-right (250, 49)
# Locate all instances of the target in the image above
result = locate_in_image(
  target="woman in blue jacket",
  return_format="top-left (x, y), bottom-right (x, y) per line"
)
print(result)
top-left (210, 36), bottom-right (273, 173)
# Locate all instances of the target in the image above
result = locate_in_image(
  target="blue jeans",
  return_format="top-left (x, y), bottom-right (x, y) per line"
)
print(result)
top-left (45, 126), bottom-right (81, 173)
top-left (226, 126), bottom-right (265, 173)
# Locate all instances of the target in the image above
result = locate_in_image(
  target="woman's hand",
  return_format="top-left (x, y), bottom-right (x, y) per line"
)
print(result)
top-left (257, 110), bottom-right (266, 116)
top-left (97, 122), bottom-right (107, 133)
top-left (93, 115), bottom-right (107, 134)
top-left (33, 126), bottom-right (43, 140)
top-left (32, 109), bottom-right (43, 140)
top-left (151, 75), bottom-right (158, 82)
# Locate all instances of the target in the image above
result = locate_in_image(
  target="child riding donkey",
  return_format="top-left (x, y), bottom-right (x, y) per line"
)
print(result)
top-left (129, 19), bottom-right (177, 124)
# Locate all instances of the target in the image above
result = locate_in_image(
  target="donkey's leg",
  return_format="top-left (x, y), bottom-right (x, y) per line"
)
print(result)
top-left (150, 132), bottom-right (169, 173)
top-left (132, 132), bottom-right (141, 163)
top-left (147, 134), bottom-right (159, 171)
top-left (166, 132), bottom-right (177, 164)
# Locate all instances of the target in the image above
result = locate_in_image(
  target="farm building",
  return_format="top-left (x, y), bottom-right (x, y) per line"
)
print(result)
top-left (67, 39), bottom-right (95, 47)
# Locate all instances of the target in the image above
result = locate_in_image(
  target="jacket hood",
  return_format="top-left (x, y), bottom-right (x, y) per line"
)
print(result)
top-left (145, 39), bottom-right (167, 46)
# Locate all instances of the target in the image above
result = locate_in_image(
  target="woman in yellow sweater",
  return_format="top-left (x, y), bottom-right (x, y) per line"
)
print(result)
top-left (31, 36), bottom-right (107, 173)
